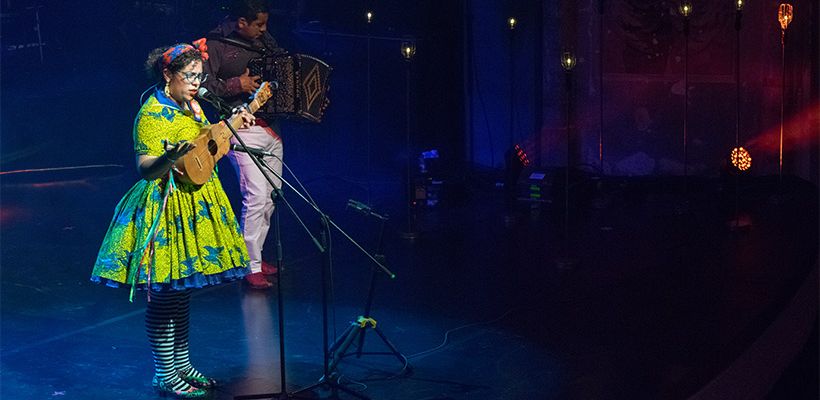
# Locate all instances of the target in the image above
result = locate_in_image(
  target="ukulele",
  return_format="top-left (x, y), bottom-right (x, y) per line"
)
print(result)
top-left (174, 82), bottom-right (273, 185)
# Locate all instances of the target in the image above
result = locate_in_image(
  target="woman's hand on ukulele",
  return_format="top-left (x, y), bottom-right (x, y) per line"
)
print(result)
top-left (163, 140), bottom-right (196, 162)
top-left (236, 108), bottom-right (256, 129)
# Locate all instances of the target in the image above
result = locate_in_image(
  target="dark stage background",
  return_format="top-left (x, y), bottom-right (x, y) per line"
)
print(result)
top-left (1, 0), bottom-right (466, 202)
top-left (1, 1), bottom-right (817, 183)
top-left (1, 1), bottom-right (818, 399)
top-left (465, 0), bottom-right (818, 181)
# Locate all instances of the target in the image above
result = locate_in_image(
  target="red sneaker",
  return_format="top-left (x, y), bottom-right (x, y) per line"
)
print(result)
top-left (245, 272), bottom-right (273, 289)
top-left (261, 261), bottom-right (278, 276)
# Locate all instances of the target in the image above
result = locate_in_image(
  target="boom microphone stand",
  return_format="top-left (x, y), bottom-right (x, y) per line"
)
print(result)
top-left (209, 98), bottom-right (396, 400)
top-left (326, 201), bottom-right (410, 378)
top-left (277, 172), bottom-right (396, 400)
top-left (203, 97), bottom-right (325, 400)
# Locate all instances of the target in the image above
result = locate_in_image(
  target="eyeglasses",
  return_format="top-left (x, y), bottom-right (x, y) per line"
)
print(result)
top-left (178, 71), bottom-right (208, 83)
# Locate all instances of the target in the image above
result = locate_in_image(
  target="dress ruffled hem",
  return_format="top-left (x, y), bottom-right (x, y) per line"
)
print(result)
top-left (90, 266), bottom-right (248, 292)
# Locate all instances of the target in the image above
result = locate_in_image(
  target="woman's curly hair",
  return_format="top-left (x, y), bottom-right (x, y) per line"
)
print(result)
top-left (144, 44), bottom-right (204, 84)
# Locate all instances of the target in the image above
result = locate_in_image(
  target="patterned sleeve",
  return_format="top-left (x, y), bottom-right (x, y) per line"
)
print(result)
top-left (133, 105), bottom-right (174, 156)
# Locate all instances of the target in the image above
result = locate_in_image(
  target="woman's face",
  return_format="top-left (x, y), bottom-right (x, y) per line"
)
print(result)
top-left (163, 60), bottom-right (203, 104)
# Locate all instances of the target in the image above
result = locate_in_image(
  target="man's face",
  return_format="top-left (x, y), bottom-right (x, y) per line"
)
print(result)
top-left (237, 12), bottom-right (269, 41)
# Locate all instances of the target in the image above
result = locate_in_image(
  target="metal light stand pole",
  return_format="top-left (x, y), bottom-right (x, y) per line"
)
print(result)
top-left (565, 70), bottom-right (572, 251)
top-left (680, 2), bottom-right (692, 193)
top-left (591, 0), bottom-right (610, 211)
top-left (401, 41), bottom-right (418, 240)
top-left (366, 9), bottom-right (374, 204)
top-left (598, 0), bottom-right (605, 173)
top-left (509, 16), bottom-right (517, 155)
top-left (556, 51), bottom-right (577, 269)
top-left (731, 1), bottom-right (744, 230)
top-left (777, 3), bottom-right (793, 186)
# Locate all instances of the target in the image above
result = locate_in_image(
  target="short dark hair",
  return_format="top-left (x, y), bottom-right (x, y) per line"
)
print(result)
top-left (230, 0), bottom-right (269, 22)
top-left (145, 44), bottom-right (204, 84)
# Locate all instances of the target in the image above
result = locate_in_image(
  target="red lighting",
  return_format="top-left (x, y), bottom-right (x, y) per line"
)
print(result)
top-left (0, 206), bottom-right (31, 225)
top-left (514, 144), bottom-right (531, 166)
top-left (746, 102), bottom-right (819, 156)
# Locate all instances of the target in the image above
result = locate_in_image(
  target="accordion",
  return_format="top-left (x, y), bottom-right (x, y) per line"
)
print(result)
top-left (251, 53), bottom-right (331, 123)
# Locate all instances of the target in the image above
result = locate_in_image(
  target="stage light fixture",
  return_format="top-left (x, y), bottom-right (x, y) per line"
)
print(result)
top-left (514, 144), bottom-right (530, 166)
top-left (401, 42), bottom-right (416, 61)
top-left (730, 147), bottom-right (752, 171)
top-left (778, 3), bottom-right (793, 30)
top-left (679, 1), bottom-right (693, 17)
top-left (560, 51), bottom-right (576, 71)
top-left (508, 17), bottom-right (517, 30)
top-left (366, 10), bottom-right (373, 24)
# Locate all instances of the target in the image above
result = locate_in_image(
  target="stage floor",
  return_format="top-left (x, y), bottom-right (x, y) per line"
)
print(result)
top-left (1, 167), bottom-right (817, 399)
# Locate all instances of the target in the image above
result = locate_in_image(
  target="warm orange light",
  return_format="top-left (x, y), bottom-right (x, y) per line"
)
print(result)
top-left (730, 147), bottom-right (752, 171)
top-left (778, 4), bottom-right (793, 30)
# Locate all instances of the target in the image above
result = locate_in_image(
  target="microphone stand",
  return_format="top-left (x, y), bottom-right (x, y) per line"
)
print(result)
top-left (262, 149), bottom-right (396, 400)
top-left (276, 162), bottom-right (395, 400)
top-left (210, 103), bottom-right (395, 400)
top-left (326, 204), bottom-right (410, 380)
top-left (209, 106), bottom-right (322, 400)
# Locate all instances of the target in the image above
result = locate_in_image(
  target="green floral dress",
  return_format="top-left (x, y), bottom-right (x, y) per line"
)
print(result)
top-left (91, 90), bottom-right (249, 291)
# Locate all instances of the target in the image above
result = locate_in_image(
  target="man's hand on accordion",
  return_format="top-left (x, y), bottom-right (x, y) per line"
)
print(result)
top-left (239, 68), bottom-right (261, 94)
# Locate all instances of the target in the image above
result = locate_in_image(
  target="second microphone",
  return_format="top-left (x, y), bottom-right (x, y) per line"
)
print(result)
top-left (230, 144), bottom-right (276, 158)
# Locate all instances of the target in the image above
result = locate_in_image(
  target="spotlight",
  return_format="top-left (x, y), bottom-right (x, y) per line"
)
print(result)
top-left (366, 10), bottom-right (373, 24)
top-left (730, 147), bottom-right (752, 171)
top-left (735, 0), bottom-right (744, 12)
top-left (508, 17), bottom-right (517, 30)
top-left (401, 41), bottom-right (416, 61)
top-left (560, 51), bottom-right (576, 71)
top-left (679, 1), bottom-right (693, 17)
top-left (778, 3), bottom-right (793, 30)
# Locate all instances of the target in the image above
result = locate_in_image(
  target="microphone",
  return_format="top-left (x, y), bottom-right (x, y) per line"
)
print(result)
top-left (230, 144), bottom-right (275, 158)
top-left (347, 199), bottom-right (372, 214)
top-left (196, 87), bottom-right (233, 115)
top-left (346, 199), bottom-right (388, 220)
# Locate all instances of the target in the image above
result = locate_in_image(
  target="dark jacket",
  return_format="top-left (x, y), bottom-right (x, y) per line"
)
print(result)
top-left (202, 19), bottom-right (282, 112)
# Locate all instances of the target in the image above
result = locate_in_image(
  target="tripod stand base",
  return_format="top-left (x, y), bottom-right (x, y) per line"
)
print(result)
top-left (328, 317), bottom-right (411, 376)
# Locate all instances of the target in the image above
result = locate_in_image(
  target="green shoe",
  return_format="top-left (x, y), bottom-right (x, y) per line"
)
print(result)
top-left (152, 375), bottom-right (208, 398)
top-left (181, 374), bottom-right (217, 389)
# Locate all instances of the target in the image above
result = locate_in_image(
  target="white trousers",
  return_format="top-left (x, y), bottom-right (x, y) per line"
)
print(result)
top-left (227, 125), bottom-right (283, 274)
